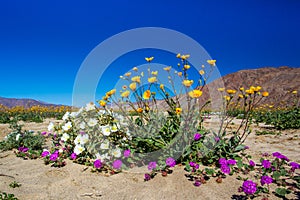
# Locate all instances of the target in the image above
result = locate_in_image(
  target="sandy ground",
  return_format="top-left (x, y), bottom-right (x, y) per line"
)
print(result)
top-left (0, 117), bottom-right (300, 200)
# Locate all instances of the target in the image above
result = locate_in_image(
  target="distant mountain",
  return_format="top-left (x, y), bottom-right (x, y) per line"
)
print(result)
top-left (0, 97), bottom-right (61, 108)
top-left (197, 66), bottom-right (300, 109)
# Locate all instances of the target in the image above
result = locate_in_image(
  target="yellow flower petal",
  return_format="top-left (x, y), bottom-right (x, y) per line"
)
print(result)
top-left (199, 70), bottom-right (205, 75)
top-left (121, 90), bottom-right (130, 98)
top-left (148, 77), bottom-right (157, 83)
top-left (151, 71), bottom-right (158, 76)
top-left (207, 59), bottom-right (216, 66)
top-left (262, 91), bottom-right (269, 97)
top-left (129, 82), bottom-right (137, 91)
top-left (175, 107), bottom-right (182, 114)
top-left (188, 90), bottom-right (202, 98)
top-left (182, 79), bottom-right (194, 87)
top-left (143, 90), bottom-right (151, 100)
top-left (145, 56), bottom-right (154, 62)
top-left (131, 76), bottom-right (141, 83)
top-left (164, 66), bottom-right (171, 71)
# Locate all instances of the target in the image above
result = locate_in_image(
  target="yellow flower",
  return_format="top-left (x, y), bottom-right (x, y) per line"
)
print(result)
top-left (253, 86), bottom-right (261, 92)
top-left (102, 95), bottom-right (109, 101)
top-left (98, 100), bottom-right (106, 107)
top-left (151, 71), bottom-right (158, 76)
top-left (238, 94), bottom-right (244, 98)
top-left (160, 84), bottom-right (164, 90)
top-left (184, 64), bottom-right (190, 70)
top-left (181, 54), bottom-right (190, 60)
top-left (199, 70), bottom-right (205, 75)
top-left (131, 76), bottom-right (141, 83)
top-left (226, 89), bottom-right (236, 94)
top-left (224, 95), bottom-right (231, 101)
top-left (148, 76), bottom-right (157, 83)
top-left (145, 56), bottom-right (154, 62)
top-left (240, 87), bottom-right (244, 91)
top-left (178, 72), bottom-right (182, 77)
top-left (246, 89), bottom-right (254, 95)
top-left (124, 72), bottom-right (131, 77)
top-left (137, 107), bottom-right (143, 113)
top-left (207, 59), bottom-right (216, 66)
top-left (218, 88), bottom-right (225, 92)
top-left (292, 90), bottom-right (297, 94)
top-left (177, 63), bottom-right (180, 66)
top-left (188, 90), bottom-right (202, 98)
top-left (175, 107), bottom-right (182, 114)
top-left (182, 79), bottom-right (194, 87)
top-left (143, 90), bottom-right (151, 99)
top-left (129, 82), bottom-right (137, 91)
top-left (164, 66), bottom-right (171, 71)
top-left (121, 90), bottom-right (130, 98)
top-left (106, 89), bottom-right (116, 97)
top-left (176, 53), bottom-right (181, 58)
top-left (133, 67), bottom-right (138, 71)
top-left (262, 91), bottom-right (269, 97)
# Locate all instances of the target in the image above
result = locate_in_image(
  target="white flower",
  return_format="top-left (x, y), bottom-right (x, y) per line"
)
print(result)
top-left (62, 112), bottom-right (70, 121)
top-left (59, 149), bottom-right (64, 153)
top-left (70, 111), bottom-right (78, 118)
top-left (62, 121), bottom-right (72, 131)
top-left (79, 121), bottom-right (86, 130)
top-left (15, 134), bottom-right (21, 141)
top-left (87, 118), bottom-right (98, 127)
top-left (111, 124), bottom-right (118, 132)
top-left (101, 125), bottom-right (111, 136)
top-left (111, 148), bottom-right (121, 158)
top-left (74, 145), bottom-right (85, 155)
top-left (98, 110), bottom-right (106, 115)
top-left (100, 140), bottom-right (110, 150)
top-left (74, 134), bottom-right (89, 145)
top-left (95, 153), bottom-right (110, 161)
top-left (85, 102), bottom-right (96, 111)
top-left (48, 122), bottom-right (54, 132)
top-left (61, 133), bottom-right (70, 142)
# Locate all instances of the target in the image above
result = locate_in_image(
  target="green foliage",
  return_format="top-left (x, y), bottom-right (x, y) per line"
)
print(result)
top-left (8, 181), bottom-right (21, 188)
top-left (253, 107), bottom-right (300, 130)
top-left (255, 130), bottom-right (281, 136)
top-left (0, 117), bottom-right (45, 152)
top-left (0, 192), bottom-right (18, 200)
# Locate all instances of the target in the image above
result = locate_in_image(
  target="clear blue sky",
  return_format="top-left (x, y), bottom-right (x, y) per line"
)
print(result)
top-left (0, 0), bottom-right (299, 105)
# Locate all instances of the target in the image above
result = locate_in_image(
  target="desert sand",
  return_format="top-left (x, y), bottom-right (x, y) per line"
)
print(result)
top-left (0, 117), bottom-right (299, 200)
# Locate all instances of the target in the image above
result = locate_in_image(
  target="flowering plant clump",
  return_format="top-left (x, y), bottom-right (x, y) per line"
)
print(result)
top-left (43, 102), bottom-right (133, 170)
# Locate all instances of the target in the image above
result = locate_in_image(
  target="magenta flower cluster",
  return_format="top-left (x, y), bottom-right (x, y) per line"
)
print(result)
top-left (272, 152), bottom-right (289, 161)
top-left (219, 158), bottom-right (236, 174)
top-left (123, 149), bottom-right (131, 158)
top-left (189, 161), bottom-right (199, 171)
top-left (49, 151), bottom-right (59, 161)
top-left (194, 133), bottom-right (202, 141)
top-left (166, 157), bottom-right (176, 167)
top-left (261, 160), bottom-right (271, 169)
top-left (18, 147), bottom-right (29, 153)
top-left (148, 161), bottom-right (157, 171)
top-left (249, 160), bottom-right (255, 167)
top-left (41, 150), bottom-right (50, 157)
top-left (94, 159), bottom-right (102, 169)
top-left (242, 180), bottom-right (257, 195)
top-left (290, 162), bottom-right (300, 171)
top-left (260, 175), bottom-right (273, 186)
top-left (112, 160), bottom-right (122, 169)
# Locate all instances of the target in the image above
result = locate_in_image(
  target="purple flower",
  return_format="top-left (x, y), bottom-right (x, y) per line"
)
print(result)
top-left (220, 164), bottom-right (231, 174)
top-left (41, 151), bottom-right (50, 157)
top-left (272, 152), bottom-right (289, 161)
top-left (49, 152), bottom-right (58, 161)
top-left (194, 180), bottom-right (201, 187)
top-left (41, 131), bottom-right (47, 135)
top-left (189, 161), bottom-right (196, 167)
top-left (195, 164), bottom-right (200, 170)
top-left (260, 175), bottom-right (273, 186)
top-left (244, 146), bottom-right (249, 150)
top-left (262, 160), bottom-right (271, 169)
top-left (166, 157), bottom-right (176, 167)
top-left (70, 153), bottom-right (77, 160)
top-left (215, 137), bottom-right (220, 142)
top-left (290, 162), bottom-right (300, 171)
top-left (112, 159), bottom-right (122, 170)
top-left (262, 152), bottom-right (269, 157)
top-left (227, 159), bottom-right (237, 165)
top-left (219, 158), bottom-right (227, 165)
top-left (123, 149), bottom-right (131, 158)
top-left (249, 160), bottom-right (255, 167)
top-left (242, 180), bottom-right (257, 195)
top-left (194, 133), bottom-right (202, 141)
top-left (148, 162), bottom-right (157, 171)
top-left (93, 159), bottom-right (102, 169)
top-left (18, 147), bottom-right (29, 153)
top-left (144, 173), bottom-right (151, 181)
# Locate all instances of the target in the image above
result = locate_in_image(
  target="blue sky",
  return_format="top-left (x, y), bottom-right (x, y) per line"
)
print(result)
top-left (0, 0), bottom-right (299, 106)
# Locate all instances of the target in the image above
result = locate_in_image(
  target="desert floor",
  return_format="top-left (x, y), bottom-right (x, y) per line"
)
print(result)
top-left (0, 117), bottom-right (299, 200)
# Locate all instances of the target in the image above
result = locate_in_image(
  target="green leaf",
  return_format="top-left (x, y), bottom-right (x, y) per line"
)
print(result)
top-left (234, 145), bottom-right (245, 152)
top-left (272, 171), bottom-right (281, 181)
top-left (275, 188), bottom-right (290, 197)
